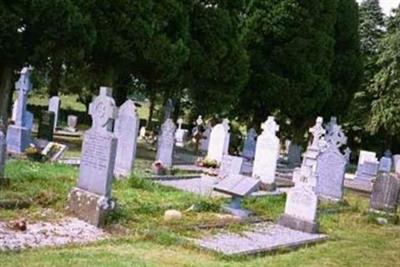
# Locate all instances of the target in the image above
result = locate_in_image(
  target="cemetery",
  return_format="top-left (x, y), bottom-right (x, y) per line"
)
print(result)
top-left (1, 0), bottom-right (400, 266)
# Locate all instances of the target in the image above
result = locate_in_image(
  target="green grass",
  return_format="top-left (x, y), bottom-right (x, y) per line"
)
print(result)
top-left (0, 160), bottom-right (399, 266)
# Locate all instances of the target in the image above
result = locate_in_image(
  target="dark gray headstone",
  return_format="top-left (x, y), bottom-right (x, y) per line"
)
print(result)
top-left (370, 173), bottom-right (400, 214)
top-left (37, 111), bottom-right (55, 141)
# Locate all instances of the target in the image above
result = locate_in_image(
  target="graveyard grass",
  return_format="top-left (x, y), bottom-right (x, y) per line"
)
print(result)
top-left (0, 161), bottom-right (399, 266)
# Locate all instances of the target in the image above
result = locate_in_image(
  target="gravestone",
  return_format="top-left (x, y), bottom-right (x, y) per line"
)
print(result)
top-left (114, 100), bottom-right (140, 177)
top-left (175, 118), bottom-right (188, 147)
top-left (242, 128), bottom-right (257, 160)
top-left (355, 151), bottom-right (379, 183)
top-left (156, 118), bottom-right (176, 168)
top-left (67, 87), bottom-right (118, 227)
top-left (41, 142), bottom-right (68, 162)
top-left (6, 67), bottom-right (33, 154)
top-left (218, 155), bottom-right (244, 179)
top-left (200, 125), bottom-right (212, 153)
top-left (252, 117), bottom-right (280, 191)
top-left (139, 126), bottom-right (146, 141)
top-left (370, 172), bottom-right (400, 214)
top-left (214, 174), bottom-right (260, 218)
top-left (163, 99), bottom-right (174, 121)
top-left (206, 120), bottom-right (230, 163)
top-left (66, 115), bottom-right (78, 132)
top-left (316, 145), bottom-right (346, 201)
top-left (278, 182), bottom-right (319, 233)
top-left (37, 111), bottom-right (55, 141)
top-left (344, 147), bottom-right (351, 163)
top-left (357, 150), bottom-right (377, 170)
top-left (288, 144), bottom-right (302, 167)
top-left (325, 117), bottom-right (347, 149)
top-left (48, 96), bottom-right (60, 131)
top-left (379, 156), bottom-right (392, 173)
top-left (393, 154), bottom-right (400, 174)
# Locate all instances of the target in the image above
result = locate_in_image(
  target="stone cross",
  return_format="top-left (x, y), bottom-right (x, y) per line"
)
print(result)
top-left (325, 120), bottom-right (347, 149)
top-left (15, 67), bottom-right (33, 127)
top-left (177, 118), bottom-right (183, 130)
top-left (88, 87), bottom-right (117, 133)
top-left (262, 116), bottom-right (279, 136)
top-left (309, 117), bottom-right (325, 149)
top-left (196, 115), bottom-right (203, 126)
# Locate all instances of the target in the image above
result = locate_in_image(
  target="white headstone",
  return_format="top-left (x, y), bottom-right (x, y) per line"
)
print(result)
top-left (357, 150), bottom-right (377, 168)
top-left (284, 184), bottom-right (318, 222)
top-left (175, 118), bottom-right (187, 147)
top-left (206, 120), bottom-right (230, 163)
top-left (252, 117), bottom-right (280, 186)
top-left (156, 119), bottom-right (176, 168)
top-left (393, 154), bottom-right (400, 175)
top-left (67, 115), bottom-right (78, 132)
top-left (139, 126), bottom-right (146, 140)
top-left (48, 96), bottom-right (60, 131)
top-left (114, 100), bottom-right (140, 177)
top-left (242, 128), bottom-right (257, 160)
top-left (219, 155), bottom-right (244, 179)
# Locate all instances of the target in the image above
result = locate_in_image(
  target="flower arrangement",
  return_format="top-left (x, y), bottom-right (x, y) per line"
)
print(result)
top-left (25, 146), bottom-right (43, 161)
top-left (152, 160), bottom-right (167, 175)
top-left (200, 158), bottom-right (219, 169)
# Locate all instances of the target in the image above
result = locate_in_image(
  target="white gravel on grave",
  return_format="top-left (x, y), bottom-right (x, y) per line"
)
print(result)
top-left (0, 217), bottom-right (107, 251)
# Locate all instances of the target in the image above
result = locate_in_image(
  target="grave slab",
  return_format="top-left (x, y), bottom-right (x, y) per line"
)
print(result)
top-left (193, 222), bottom-right (327, 256)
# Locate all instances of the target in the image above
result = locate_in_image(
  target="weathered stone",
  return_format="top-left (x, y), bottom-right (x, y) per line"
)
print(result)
top-left (68, 87), bottom-right (118, 227)
top-left (206, 120), bottom-right (230, 163)
top-left (252, 117), bottom-right (280, 189)
top-left (242, 128), bottom-right (257, 160)
top-left (37, 111), bottom-right (55, 141)
top-left (278, 183), bottom-right (318, 233)
top-left (48, 96), bottom-right (60, 131)
top-left (114, 100), bottom-right (139, 177)
top-left (370, 172), bottom-right (400, 214)
top-left (156, 119), bottom-right (176, 168)
top-left (316, 145), bottom-right (346, 201)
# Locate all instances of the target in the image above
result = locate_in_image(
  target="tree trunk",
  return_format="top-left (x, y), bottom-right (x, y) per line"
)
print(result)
top-left (0, 64), bottom-right (14, 129)
top-left (147, 92), bottom-right (156, 129)
top-left (48, 63), bottom-right (62, 97)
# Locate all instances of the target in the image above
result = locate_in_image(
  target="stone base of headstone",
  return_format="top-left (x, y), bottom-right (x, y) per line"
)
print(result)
top-left (66, 187), bottom-right (114, 227)
top-left (278, 214), bottom-right (318, 234)
top-left (260, 182), bottom-right (277, 192)
top-left (66, 127), bottom-right (78, 133)
top-left (222, 196), bottom-right (250, 219)
top-left (6, 126), bottom-right (31, 154)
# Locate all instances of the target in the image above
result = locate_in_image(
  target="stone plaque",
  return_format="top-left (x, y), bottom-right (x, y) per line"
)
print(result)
top-left (41, 141), bottom-right (68, 162)
top-left (316, 145), bottom-right (346, 201)
top-left (114, 100), bottom-right (140, 177)
top-left (37, 110), bottom-right (55, 141)
top-left (156, 119), bottom-right (176, 168)
top-left (214, 174), bottom-right (260, 197)
top-left (218, 155), bottom-right (244, 179)
top-left (206, 120), bottom-right (230, 163)
top-left (370, 172), bottom-right (400, 214)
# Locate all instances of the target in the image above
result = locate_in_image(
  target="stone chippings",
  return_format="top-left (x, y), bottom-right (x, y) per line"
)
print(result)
top-left (0, 217), bottom-right (107, 251)
top-left (194, 222), bottom-right (326, 256)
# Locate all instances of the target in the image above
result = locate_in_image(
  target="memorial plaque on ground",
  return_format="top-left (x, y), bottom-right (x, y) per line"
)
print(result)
top-left (41, 142), bottom-right (68, 162)
top-left (370, 172), bottom-right (400, 214)
top-left (316, 145), bottom-right (346, 201)
top-left (214, 174), bottom-right (260, 197)
top-left (37, 110), bottom-right (55, 141)
top-left (218, 155), bottom-right (243, 179)
top-left (279, 184), bottom-right (318, 233)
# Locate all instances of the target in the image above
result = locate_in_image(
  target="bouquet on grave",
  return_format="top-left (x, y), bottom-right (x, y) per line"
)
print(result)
top-left (152, 160), bottom-right (167, 175)
top-left (25, 145), bottom-right (43, 162)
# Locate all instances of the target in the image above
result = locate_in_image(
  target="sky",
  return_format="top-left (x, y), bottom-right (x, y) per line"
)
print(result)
top-left (357, 0), bottom-right (400, 15)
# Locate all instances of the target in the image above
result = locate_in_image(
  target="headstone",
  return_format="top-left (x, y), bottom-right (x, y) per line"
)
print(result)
top-left (163, 99), bottom-right (174, 121)
top-left (48, 96), bottom-right (60, 131)
top-left (196, 115), bottom-right (203, 126)
top-left (37, 110), bottom-right (55, 141)
top-left (242, 128), bottom-right (257, 160)
top-left (370, 172), bottom-right (400, 214)
top-left (66, 115), bottom-right (78, 132)
top-left (325, 117), bottom-right (347, 149)
top-left (175, 118), bottom-right (188, 147)
top-left (156, 118), bottom-right (176, 168)
top-left (357, 150), bottom-right (377, 170)
top-left (6, 67), bottom-right (33, 154)
top-left (355, 150), bottom-right (379, 183)
top-left (288, 143), bottom-right (302, 167)
top-left (278, 183), bottom-right (319, 233)
top-left (139, 126), bottom-right (146, 141)
top-left (393, 154), bottom-right (400, 175)
top-left (41, 142), bottom-right (68, 162)
top-left (214, 174), bottom-right (261, 218)
top-left (206, 120), bottom-right (230, 163)
top-left (252, 117), bottom-right (280, 190)
top-left (344, 147), bottom-right (351, 163)
top-left (200, 125), bottom-right (212, 152)
top-left (218, 155), bottom-right (244, 179)
top-left (316, 145), bottom-right (346, 201)
top-left (114, 100), bottom-right (140, 177)
top-left (379, 156), bottom-right (392, 173)
top-left (67, 87), bottom-right (118, 227)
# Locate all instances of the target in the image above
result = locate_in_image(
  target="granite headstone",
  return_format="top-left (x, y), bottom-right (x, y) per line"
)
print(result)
top-left (156, 118), bottom-right (176, 168)
top-left (370, 172), bottom-right (400, 214)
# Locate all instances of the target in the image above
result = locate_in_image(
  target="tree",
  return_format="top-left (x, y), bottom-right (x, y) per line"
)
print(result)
top-left (364, 6), bottom-right (400, 146)
top-left (324, 0), bottom-right (362, 117)
top-left (185, 0), bottom-right (249, 117)
top-left (239, 0), bottom-right (337, 136)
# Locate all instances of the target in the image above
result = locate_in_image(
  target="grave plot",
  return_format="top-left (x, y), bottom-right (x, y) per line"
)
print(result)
top-left (193, 222), bottom-right (327, 256)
